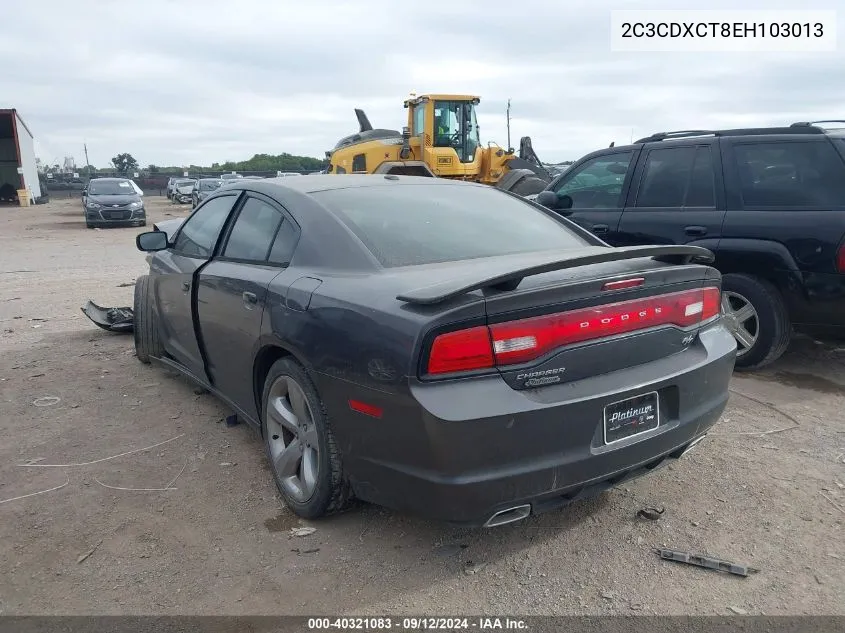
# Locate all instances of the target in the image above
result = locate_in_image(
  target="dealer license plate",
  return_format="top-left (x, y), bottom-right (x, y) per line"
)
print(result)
top-left (603, 391), bottom-right (659, 445)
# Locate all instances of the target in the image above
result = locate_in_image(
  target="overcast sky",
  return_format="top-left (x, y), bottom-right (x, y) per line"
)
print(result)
top-left (2, 0), bottom-right (842, 168)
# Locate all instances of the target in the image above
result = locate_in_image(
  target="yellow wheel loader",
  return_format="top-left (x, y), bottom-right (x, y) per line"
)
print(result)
top-left (326, 94), bottom-right (552, 196)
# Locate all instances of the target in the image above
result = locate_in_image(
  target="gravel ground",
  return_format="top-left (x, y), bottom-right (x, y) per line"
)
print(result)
top-left (0, 195), bottom-right (843, 616)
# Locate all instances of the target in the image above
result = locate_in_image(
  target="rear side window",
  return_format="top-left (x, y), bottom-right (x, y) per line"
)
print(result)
top-left (268, 218), bottom-right (299, 265)
top-left (311, 184), bottom-right (590, 268)
top-left (733, 141), bottom-right (845, 207)
top-left (635, 146), bottom-right (716, 208)
top-left (223, 197), bottom-right (283, 261)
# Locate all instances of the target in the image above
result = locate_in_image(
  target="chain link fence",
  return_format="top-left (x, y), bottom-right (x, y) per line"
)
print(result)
top-left (41, 169), bottom-right (322, 199)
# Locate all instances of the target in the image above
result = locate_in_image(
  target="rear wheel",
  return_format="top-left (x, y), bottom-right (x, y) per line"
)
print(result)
top-left (133, 274), bottom-right (164, 364)
top-left (721, 273), bottom-right (791, 370)
top-left (261, 357), bottom-right (352, 519)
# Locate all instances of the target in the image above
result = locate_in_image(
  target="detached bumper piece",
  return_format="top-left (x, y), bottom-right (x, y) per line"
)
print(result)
top-left (81, 300), bottom-right (134, 333)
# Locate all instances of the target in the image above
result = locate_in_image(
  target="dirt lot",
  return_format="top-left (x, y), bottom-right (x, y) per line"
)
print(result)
top-left (0, 195), bottom-right (843, 616)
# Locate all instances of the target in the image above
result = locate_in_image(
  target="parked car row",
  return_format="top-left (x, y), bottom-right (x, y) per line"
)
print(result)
top-left (532, 121), bottom-right (845, 370)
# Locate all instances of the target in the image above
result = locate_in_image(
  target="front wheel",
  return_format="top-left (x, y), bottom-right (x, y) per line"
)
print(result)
top-left (133, 274), bottom-right (164, 363)
top-left (721, 273), bottom-right (791, 370)
top-left (261, 357), bottom-right (352, 519)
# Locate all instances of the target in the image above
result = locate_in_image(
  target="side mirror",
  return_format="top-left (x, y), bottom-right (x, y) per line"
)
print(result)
top-left (136, 231), bottom-right (169, 252)
top-left (536, 190), bottom-right (558, 209)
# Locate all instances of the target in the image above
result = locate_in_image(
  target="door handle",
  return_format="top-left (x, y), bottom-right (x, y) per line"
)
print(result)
top-left (181, 280), bottom-right (191, 292)
top-left (685, 225), bottom-right (707, 237)
top-left (592, 224), bottom-right (609, 234)
top-left (242, 291), bottom-right (258, 305)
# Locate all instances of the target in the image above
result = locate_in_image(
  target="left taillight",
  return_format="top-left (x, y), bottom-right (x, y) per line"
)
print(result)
top-left (425, 286), bottom-right (721, 376)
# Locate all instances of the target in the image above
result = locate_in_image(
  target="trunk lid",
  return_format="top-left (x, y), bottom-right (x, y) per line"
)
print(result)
top-left (407, 246), bottom-right (722, 387)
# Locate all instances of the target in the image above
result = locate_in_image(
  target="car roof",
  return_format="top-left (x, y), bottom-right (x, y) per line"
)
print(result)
top-left (91, 177), bottom-right (132, 182)
top-left (207, 174), bottom-right (520, 273)
top-left (226, 173), bottom-right (484, 195)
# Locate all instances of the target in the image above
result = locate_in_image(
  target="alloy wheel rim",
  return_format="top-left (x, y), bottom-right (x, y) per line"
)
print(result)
top-left (721, 291), bottom-right (759, 356)
top-left (265, 375), bottom-right (319, 502)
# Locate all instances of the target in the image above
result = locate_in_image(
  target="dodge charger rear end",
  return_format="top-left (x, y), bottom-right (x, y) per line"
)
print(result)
top-left (133, 175), bottom-right (736, 527)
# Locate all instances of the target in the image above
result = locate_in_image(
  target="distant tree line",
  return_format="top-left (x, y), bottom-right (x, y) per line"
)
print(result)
top-left (123, 152), bottom-right (326, 176)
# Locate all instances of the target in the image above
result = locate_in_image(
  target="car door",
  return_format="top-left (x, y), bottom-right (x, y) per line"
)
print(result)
top-left (615, 142), bottom-right (726, 250)
top-left (150, 193), bottom-right (241, 379)
top-left (720, 136), bottom-right (845, 326)
top-left (196, 192), bottom-right (301, 419)
top-left (544, 150), bottom-right (639, 241)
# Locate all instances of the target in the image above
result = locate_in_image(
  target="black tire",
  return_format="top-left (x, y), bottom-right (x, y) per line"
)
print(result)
top-left (86, 222), bottom-right (94, 229)
top-left (508, 176), bottom-right (549, 197)
top-left (721, 273), bottom-right (791, 370)
top-left (133, 274), bottom-right (164, 364)
top-left (261, 357), bottom-right (352, 519)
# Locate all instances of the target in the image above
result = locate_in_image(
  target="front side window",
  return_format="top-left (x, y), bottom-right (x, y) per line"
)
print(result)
top-left (173, 195), bottom-right (238, 258)
top-left (432, 100), bottom-right (479, 163)
top-left (312, 184), bottom-right (590, 268)
top-left (223, 197), bottom-right (283, 261)
top-left (553, 152), bottom-right (634, 208)
top-left (733, 140), bottom-right (845, 207)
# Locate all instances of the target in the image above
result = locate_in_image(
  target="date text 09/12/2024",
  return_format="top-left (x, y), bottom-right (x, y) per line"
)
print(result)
top-left (307, 617), bottom-right (529, 630)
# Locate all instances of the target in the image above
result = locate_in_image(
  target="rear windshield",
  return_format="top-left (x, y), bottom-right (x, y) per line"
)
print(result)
top-left (311, 184), bottom-right (590, 268)
top-left (199, 180), bottom-right (222, 191)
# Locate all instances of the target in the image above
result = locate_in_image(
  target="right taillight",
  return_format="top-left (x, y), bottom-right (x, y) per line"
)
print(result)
top-left (837, 244), bottom-right (845, 273)
top-left (425, 286), bottom-right (721, 376)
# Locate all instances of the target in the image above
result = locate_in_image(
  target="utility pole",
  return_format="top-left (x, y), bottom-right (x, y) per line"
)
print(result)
top-left (83, 143), bottom-right (91, 176)
top-left (506, 99), bottom-right (512, 151)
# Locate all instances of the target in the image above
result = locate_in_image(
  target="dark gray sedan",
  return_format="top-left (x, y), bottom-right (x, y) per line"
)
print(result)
top-left (133, 175), bottom-right (736, 526)
top-left (83, 177), bottom-right (146, 228)
top-left (191, 178), bottom-right (224, 208)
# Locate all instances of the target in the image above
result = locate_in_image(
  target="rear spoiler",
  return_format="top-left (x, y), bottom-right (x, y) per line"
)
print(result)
top-left (396, 245), bottom-right (715, 305)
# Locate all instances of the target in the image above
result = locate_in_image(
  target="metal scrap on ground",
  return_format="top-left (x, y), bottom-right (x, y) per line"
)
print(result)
top-left (655, 548), bottom-right (760, 577)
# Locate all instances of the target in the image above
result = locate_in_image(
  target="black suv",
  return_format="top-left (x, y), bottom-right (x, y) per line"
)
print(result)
top-left (535, 122), bottom-right (845, 369)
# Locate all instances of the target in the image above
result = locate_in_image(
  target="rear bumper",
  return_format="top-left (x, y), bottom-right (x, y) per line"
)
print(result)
top-left (320, 323), bottom-right (736, 526)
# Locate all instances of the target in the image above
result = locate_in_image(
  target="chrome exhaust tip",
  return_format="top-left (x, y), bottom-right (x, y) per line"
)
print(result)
top-left (483, 504), bottom-right (531, 528)
top-left (679, 434), bottom-right (708, 458)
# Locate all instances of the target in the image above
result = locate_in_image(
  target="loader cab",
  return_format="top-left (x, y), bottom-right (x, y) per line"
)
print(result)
top-left (405, 94), bottom-right (482, 171)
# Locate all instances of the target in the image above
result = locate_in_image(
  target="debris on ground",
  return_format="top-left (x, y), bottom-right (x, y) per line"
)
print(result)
top-left (291, 548), bottom-right (320, 555)
top-left (32, 396), bottom-right (61, 407)
top-left (463, 561), bottom-right (488, 575)
top-left (80, 301), bottom-right (133, 333)
top-left (290, 527), bottom-right (317, 537)
top-left (225, 414), bottom-right (240, 427)
top-left (76, 540), bottom-right (103, 564)
top-left (655, 548), bottom-right (759, 577)
top-left (728, 606), bottom-right (748, 615)
top-left (637, 507), bottom-right (665, 521)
